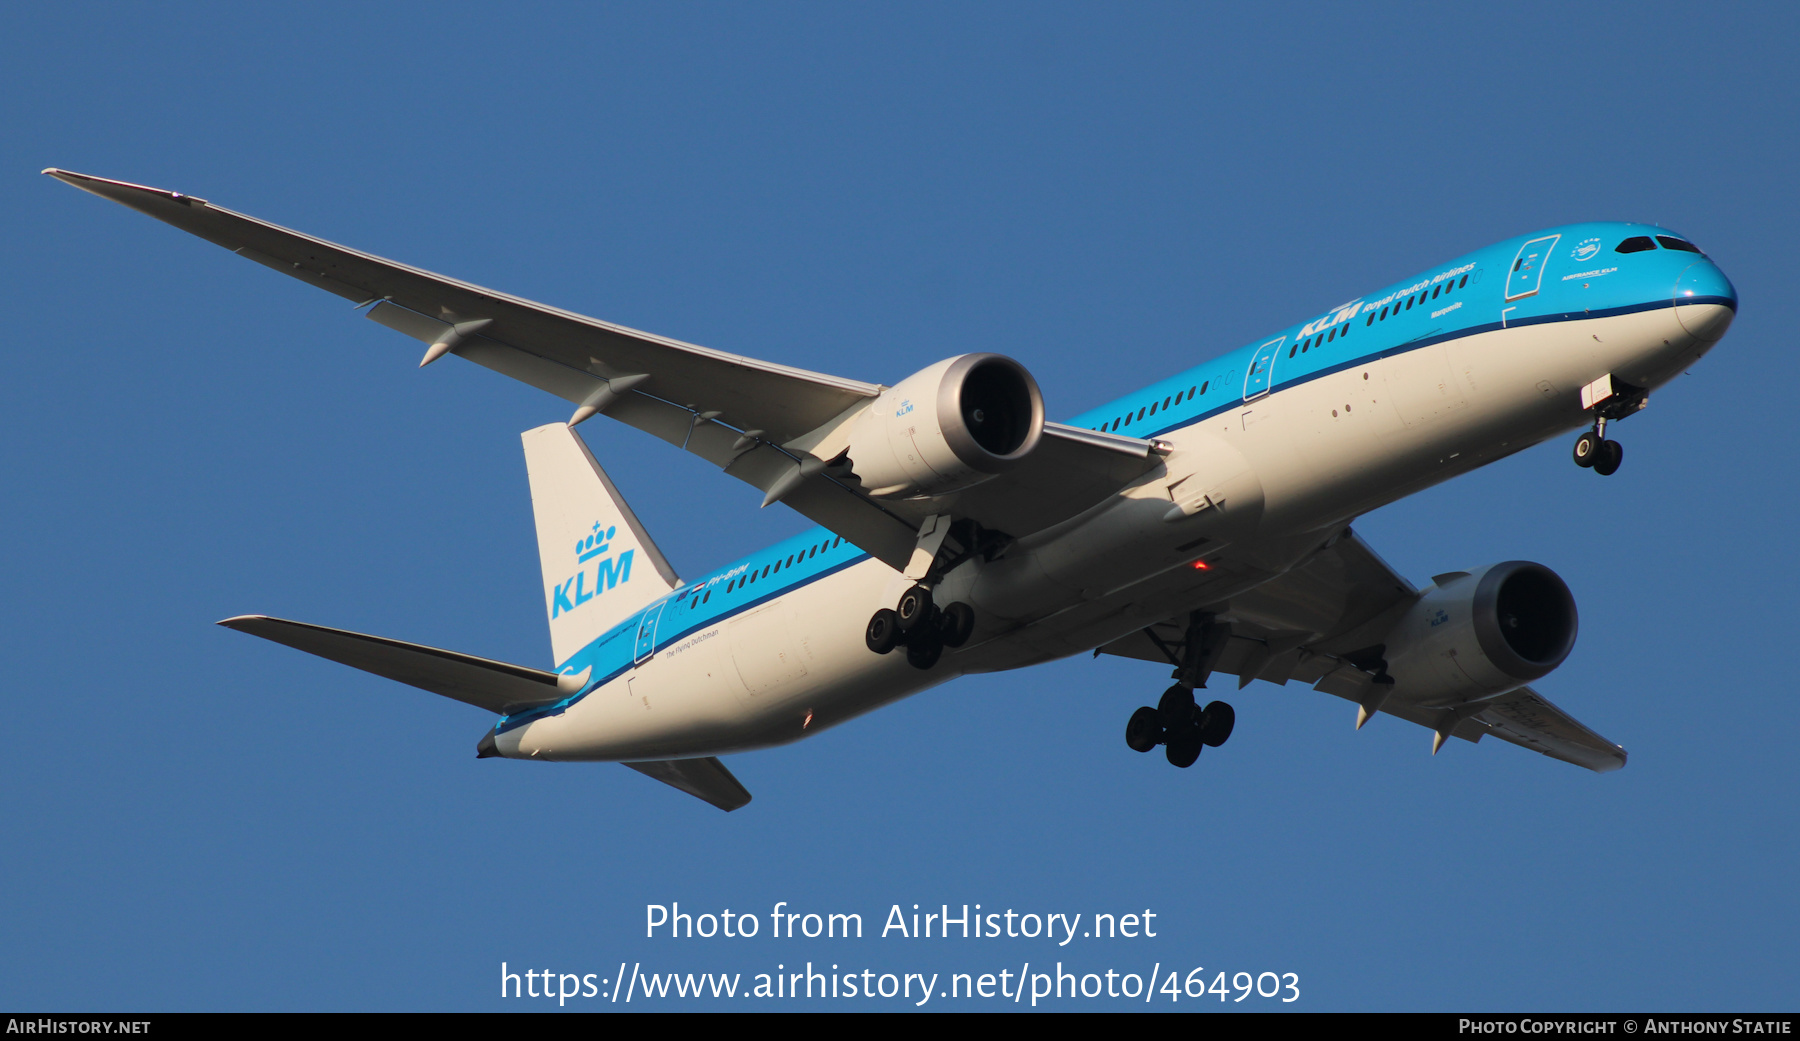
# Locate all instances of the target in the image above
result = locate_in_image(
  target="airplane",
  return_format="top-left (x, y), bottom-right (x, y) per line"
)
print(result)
top-left (45, 169), bottom-right (1737, 811)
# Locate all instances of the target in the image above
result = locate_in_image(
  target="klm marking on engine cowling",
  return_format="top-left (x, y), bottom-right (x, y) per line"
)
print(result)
top-left (552, 522), bottom-right (635, 618)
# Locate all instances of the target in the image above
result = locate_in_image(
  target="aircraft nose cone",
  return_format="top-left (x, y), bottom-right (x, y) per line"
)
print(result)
top-left (1674, 262), bottom-right (1736, 341)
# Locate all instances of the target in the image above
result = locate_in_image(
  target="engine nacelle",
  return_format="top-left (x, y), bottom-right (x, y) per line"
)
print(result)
top-left (846, 354), bottom-right (1045, 498)
top-left (1383, 561), bottom-right (1578, 705)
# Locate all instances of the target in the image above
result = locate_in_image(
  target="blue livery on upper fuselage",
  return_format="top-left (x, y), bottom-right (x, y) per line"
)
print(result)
top-left (1069, 222), bottom-right (1734, 441)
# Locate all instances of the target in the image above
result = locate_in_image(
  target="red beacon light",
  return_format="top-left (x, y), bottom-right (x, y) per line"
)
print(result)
top-left (1192, 560), bottom-right (1210, 570)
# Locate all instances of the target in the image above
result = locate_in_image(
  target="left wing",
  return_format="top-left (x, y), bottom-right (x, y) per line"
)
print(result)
top-left (49, 169), bottom-right (1159, 568)
top-left (1098, 530), bottom-right (1627, 772)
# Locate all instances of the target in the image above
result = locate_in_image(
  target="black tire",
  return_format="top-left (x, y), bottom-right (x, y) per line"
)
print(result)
top-left (905, 627), bottom-right (944, 669)
top-left (1125, 706), bottom-right (1163, 753)
top-left (1199, 700), bottom-right (1236, 747)
top-left (940, 602), bottom-right (976, 647)
top-left (1157, 684), bottom-right (1196, 730)
top-left (1572, 431), bottom-right (1601, 468)
top-left (895, 584), bottom-right (934, 631)
top-left (1594, 439), bottom-right (1623, 476)
top-left (1165, 729), bottom-right (1203, 768)
top-left (865, 609), bottom-right (900, 654)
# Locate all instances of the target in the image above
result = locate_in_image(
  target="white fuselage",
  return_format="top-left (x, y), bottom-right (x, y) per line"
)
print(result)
top-left (497, 299), bottom-right (1730, 763)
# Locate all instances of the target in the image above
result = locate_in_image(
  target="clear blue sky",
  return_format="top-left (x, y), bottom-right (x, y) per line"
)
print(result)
top-left (5, 1), bottom-right (1796, 1011)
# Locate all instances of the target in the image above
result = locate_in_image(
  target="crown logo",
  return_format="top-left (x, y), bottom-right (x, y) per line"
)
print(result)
top-left (576, 522), bottom-right (617, 563)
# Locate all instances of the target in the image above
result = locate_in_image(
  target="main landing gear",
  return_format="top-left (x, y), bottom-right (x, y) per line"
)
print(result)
top-left (1123, 611), bottom-right (1237, 767)
top-left (1126, 688), bottom-right (1235, 767)
top-left (865, 584), bottom-right (975, 670)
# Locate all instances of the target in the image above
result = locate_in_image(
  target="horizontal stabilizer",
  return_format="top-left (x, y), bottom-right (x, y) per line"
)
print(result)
top-left (219, 615), bottom-right (573, 715)
top-left (625, 758), bottom-right (753, 812)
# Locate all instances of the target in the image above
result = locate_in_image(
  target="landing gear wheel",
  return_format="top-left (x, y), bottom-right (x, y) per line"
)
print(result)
top-left (904, 626), bottom-right (944, 669)
top-left (1157, 684), bottom-right (1197, 730)
top-left (1165, 729), bottom-right (1203, 768)
top-left (939, 602), bottom-right (975, 647)
top-left (895, 584), bottom-right (934, 632)
top-left (1593, 439), bottom-right (1623, 476)
top-left (1199, 701), bottom-right (1236, 747)
top-left (1572, 431), bottom-right (1601, 468)
top-left (1125, 706), bottom-right (1163, 753)
top-left (865, 609), bottom-right (900, 654)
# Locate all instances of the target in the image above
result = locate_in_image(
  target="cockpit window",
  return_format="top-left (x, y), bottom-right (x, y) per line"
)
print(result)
top-left (1656, 235), bottom-right (1703, 254)
top-left (1615, 236), bottom-right (1656, 254)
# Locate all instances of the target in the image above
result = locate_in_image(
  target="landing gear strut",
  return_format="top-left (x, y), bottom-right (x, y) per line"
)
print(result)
top-left (865, 584), bottom-right (975, 670)
top-left (1123, 612), bottom-right (1237, 767)
top-left (1572, 377), bottom-right (1646, 477)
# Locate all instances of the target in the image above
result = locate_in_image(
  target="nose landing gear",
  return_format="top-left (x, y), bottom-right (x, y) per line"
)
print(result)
top-left (1572, 423), bottom-right (1624, 476)
top-left (1572, 376), bottom-right (1646, 476)
top-left (1124, 686), bottom-right (1236, 768)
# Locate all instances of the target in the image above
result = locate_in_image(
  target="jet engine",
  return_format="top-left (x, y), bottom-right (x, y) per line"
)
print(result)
top-left (846, 354), bottom-right (1045, 498)
top-left (1382, 561), bottom-right (1578, 704)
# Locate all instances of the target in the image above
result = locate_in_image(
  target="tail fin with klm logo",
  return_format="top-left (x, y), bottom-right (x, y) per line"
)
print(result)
top-left (521, 424), bottom-right (681, 669)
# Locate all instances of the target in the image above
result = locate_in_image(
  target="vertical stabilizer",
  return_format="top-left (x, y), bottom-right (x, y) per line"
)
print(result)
top-left (522, 424), bottom-right (681, 668)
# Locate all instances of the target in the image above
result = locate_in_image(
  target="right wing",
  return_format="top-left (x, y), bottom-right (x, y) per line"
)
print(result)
top-left (1097, 529), bottom-right (1628, 772)
top-left (49, 169), bottom-right (1160, 569)
top-left (1457, 686), bottom-right (1627, 773)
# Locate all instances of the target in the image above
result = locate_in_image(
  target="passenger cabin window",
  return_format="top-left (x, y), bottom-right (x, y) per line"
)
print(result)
top-left (1657, 236), bottom-right (1703, 254)
top-left (1616, 236), bottom-right (1657, 254)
